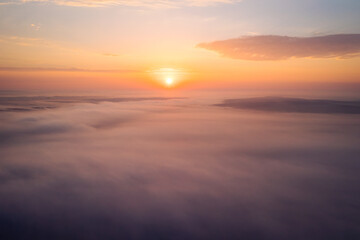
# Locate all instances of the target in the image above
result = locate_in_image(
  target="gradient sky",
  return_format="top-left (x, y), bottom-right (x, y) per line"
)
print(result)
top-left (0, 0), bottom-right (360, 90)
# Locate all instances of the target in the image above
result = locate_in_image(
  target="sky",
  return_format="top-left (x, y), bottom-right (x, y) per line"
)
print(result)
top-left (0, 0), bottom-right (360, 90)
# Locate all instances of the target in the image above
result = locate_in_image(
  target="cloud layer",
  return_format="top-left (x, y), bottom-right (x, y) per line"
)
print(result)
top-left (197, 34), bottom-right (360, 60)
top-left (216, 97), bottom-right (360, 114)
top-left (1, 0), bottom-right (241, 8)
top-left (1, 93), bottom-right (360, 239)
top-left (0, 95), bottom-right (181, 112)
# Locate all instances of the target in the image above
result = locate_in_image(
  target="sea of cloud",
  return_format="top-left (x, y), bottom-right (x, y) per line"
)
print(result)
top-left (0, 92), bottom-right (360, 239)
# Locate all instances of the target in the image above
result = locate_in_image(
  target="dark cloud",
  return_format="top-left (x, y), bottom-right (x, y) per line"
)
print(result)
top-left (216, 97), bottom-right (360, 114)
top-left (0, 165), bottom-right (46, 184)
top-left (197, 34), bottom-right (360, 60)
top-left (0, 123), bottom-right (76, 144)
top-left (0, 96), bottom-right (183, 112)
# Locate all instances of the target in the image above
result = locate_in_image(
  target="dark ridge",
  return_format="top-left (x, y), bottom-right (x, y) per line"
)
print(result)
top-left (0, 96), bottom-right (184, 112)
top-left (216, 97), bottom-right (360, 114)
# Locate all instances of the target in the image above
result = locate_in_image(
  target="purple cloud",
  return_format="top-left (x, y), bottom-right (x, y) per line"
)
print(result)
top-left (197, 34), bottom-right (360, 61)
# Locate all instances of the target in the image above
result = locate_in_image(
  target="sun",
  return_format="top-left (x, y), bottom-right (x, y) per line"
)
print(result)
top-left (165, 77), bottom-right (174, 86)
top-left (149, 67), bottom-right (187, 88)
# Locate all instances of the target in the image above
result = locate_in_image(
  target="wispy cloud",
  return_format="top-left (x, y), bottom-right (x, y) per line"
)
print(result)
top-left (102, 53), bottom-right (119, 57)
top-left (0, 35), bottom-right (54, 47)
top-left (0, 66), bottom-right (138, 73)
top-left (30, 23), bottom-right (41, 31)
top-left (0, 35), bottom-right (128, 70)
top-left (0, 0), bottom-right (242, 8)
top-left (197, 34), bottom-right (360, 61)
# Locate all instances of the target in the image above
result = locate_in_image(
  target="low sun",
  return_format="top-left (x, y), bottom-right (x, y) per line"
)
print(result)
top-left (165, 77), bottom-right (173, 86)
top-left (150, 67), bottom-right (186, 88)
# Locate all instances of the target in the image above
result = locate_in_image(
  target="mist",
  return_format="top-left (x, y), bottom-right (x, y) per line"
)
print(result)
top-left (0, 92), bottom-right (360, 239)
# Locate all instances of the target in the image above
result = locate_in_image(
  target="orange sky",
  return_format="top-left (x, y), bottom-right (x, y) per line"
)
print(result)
top-left (0, 1), bottom-right (359, 91)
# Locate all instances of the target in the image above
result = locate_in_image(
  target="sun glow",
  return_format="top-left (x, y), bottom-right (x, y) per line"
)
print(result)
top-left (149, 67), bottom-right (189, 88)
top-left (165, 77), bottom-right (174, 86)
